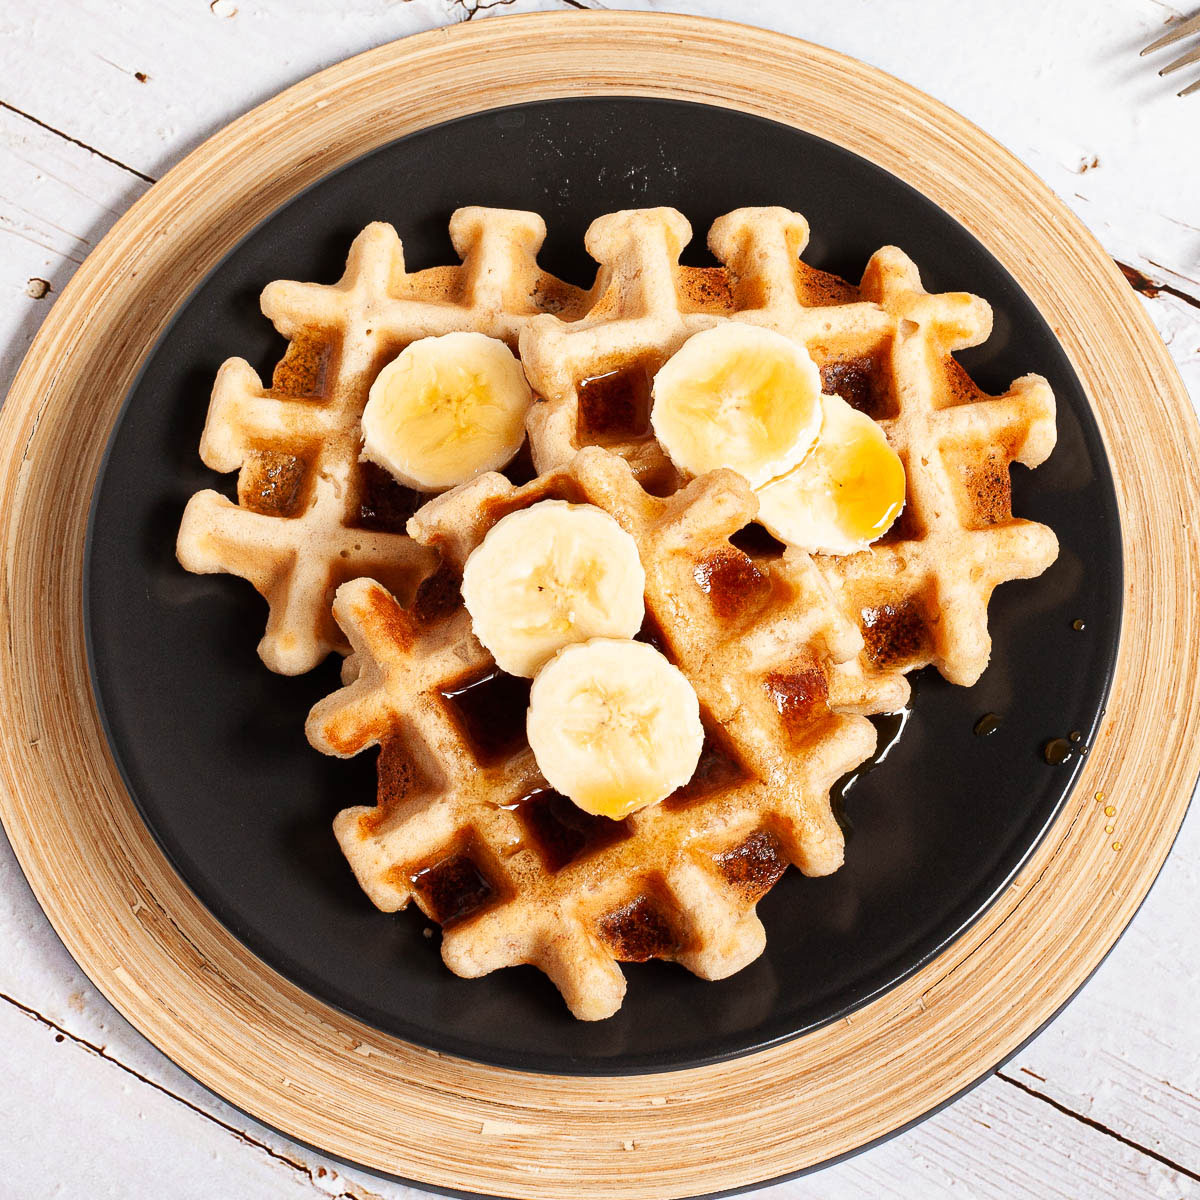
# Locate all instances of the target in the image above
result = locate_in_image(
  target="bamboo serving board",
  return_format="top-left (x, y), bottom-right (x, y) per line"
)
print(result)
top-left (1, 13), bottom-right (1197, 1198)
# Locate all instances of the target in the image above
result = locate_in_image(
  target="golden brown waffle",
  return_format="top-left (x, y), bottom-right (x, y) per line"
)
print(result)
top-left (520, 206), bottom-right (1058, 691)
top-left (814, 247), bottom-right (1058, 686)
top-left (176, 208), bottom-right (588, 674)
top-left (306, 447), bottom-right (876, 1020)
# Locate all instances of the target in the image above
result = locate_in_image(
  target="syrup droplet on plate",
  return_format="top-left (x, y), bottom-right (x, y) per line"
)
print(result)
top-left (974, 712), bottom-right (1002, 737)
top-left (1072, 618), bottom-right (1087, 631)
top-left (1043, 737), bottom-right (1073, 765)
top-left (1104, 805), bottom-right (1116, 817)
top-left (829, 705), bottom-right (913, 835)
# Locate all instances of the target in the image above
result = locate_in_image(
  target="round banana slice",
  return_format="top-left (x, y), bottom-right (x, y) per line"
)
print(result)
top-left (756, 393), bottom-right (906, 555)
top-left (651, 323), bottom-right (823, 488)
top-left (462, 501), bottom-right (646, 678)
top-left (527, 638), bottom-right (704, 820)
top-left (360, 331), bottom-right (532, 491)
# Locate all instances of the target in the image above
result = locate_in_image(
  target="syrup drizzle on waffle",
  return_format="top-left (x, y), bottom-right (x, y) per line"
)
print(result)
top-left (177, 209), bottom-right (589, 674)
top-left (520, 206), bottom-right (1058, 696)
top-left (181, 206), bottom-right (1060, 1018)
top-left (306, 449), bottom-right (876, 1020)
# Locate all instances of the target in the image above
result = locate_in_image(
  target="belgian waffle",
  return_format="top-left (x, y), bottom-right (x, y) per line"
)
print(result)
top-left (176, 208), bottom-right (587, 674)
top-left (306, 447), bottom-right (876, 1020)
top-left (520, 206), bottom-right (1058, 693)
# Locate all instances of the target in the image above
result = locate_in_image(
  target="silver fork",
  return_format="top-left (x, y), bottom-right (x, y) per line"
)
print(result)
top-left (1141, 11), bottom-right (1200, 96)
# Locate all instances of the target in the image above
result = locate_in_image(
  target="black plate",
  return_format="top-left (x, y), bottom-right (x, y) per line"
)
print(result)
top-left (85, 97), bottom-right (1122, 1076)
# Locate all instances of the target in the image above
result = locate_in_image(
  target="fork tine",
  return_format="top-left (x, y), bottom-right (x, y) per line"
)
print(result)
top-left (1161, 41), bottom-right (1200, 74)
top-left (1141, 11), bottom-right (1200, 55)
top-left (1180, 75), bottom-right (1200, 97)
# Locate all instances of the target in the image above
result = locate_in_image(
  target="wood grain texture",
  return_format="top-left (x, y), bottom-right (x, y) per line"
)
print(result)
top-left (0, 13), bottom-right (1196, 1198)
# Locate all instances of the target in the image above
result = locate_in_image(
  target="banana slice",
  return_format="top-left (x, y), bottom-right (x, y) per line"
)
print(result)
top-left (756, 393), bottom-right (906, 555)
top-left (527, 638), bottom-right (704, 819)
top-left (360, 331), bottom-right (532, 491)
top-left (462, 501), bottom-right (646, 678)
top-left (651, 323), bottom-right (823, 487)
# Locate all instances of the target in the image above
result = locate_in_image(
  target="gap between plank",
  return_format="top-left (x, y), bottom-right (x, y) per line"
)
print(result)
top-left (1115, 259), bottom-right (1200, 312)
top-left (0, 100), bottom-right (155, 184)
top-left (449, 0), bottom-right (593, 17)
top-left (0, 987), bottom-right (374, 1200)
top-left (996, 1068), bottom-right (1200, 1184)
top-left (3, 980), bottom-right (1196, 1191)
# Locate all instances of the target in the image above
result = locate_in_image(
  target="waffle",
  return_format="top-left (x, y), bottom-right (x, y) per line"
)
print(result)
top-left (520, 206), bottom-right (1058, 693)
top-left (306, 447), bottom-right (876, 1020)
top-left (177, 208), bottom-right (588, 674)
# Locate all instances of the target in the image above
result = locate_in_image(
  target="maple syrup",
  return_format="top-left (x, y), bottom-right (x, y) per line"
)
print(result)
top-left (729, 522), bottom-right (786, 559)
top-left (510, 784), bottom-right (632, 873)
top-left (635, 611), bottom-right (671, 657)
top-left (830, 705), bottom-right (913, 832)
top-left (831, 788), bottom-right (851, 835)
top-left (663, 719), bottom-right (748, 809)
top-left (577, 363), bottom-right (653, 442)
top-left (693, 548), bottom-right (770, 621)
top-left (820, 354), bottom-right (894, 420)
top-left (355, 460), bottom-right (425, 533)
top-left (410, 848), bottom-right (499, 928)
top-left (765, 667), bottom-right (830, 739)
top-left (974, 712), bottom-right (1002, 737)
top-left (440, 667), bottom-right (532, 765)
top-left (1043, 737), bottom-right (1073, 765)
top-left (240, 451), bottom-right (308, 517)
top-left (861, 600), bottom-right (930, 669)
top-left (873, 499), bottom-right (922, 547)
top-left (1072, 618), bottom-right (1087, 632)
top-left (411, 560), bottom-right (462, 625)
top-left (714, 831), bottom-right (788, 903)
top-left (500, 439), bottom-right (538, 487)
top-left (596, 894), bottom-right (679, 962)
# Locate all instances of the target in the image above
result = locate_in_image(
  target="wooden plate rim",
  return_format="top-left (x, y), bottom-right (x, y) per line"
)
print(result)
top-left (0, 13), bottom-right (1197, 1199)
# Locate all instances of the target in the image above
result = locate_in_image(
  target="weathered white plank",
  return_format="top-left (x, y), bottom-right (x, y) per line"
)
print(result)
top-left (2, 924), bottom-right (1194, 1200)
top-left (2, 0), bottom-right (1200, 1195)
top-left (1003, 790), bottom-right (1200, 1174)
top-left (778, 1073), bottom-right (1198, 1200)
top-left (0, 103), bottom-right (149, 400)
top-left (0, 833), bottom-right (423, 1199)
top-left (1131, 288), bottom-right (1200, 408)
top-left (3, 0), bottom-right (1199, 283)
top-left (2, 695), bottom-right (1198, 1197)
top-left (671, 0), bottom-right (1200, 285)
top-left (0, 0), bottom-right (521, 177)
top-left (0, 989), bottom-right (424, 1200)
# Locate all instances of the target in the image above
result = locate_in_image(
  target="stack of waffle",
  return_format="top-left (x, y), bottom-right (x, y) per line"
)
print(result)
top-left (178, 205), bottom-right (1057, 1019)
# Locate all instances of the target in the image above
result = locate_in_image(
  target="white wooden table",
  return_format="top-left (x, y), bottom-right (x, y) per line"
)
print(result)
top-left (2, 2), bottom-right (1198, 1196)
